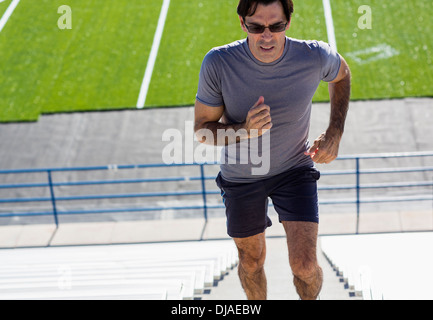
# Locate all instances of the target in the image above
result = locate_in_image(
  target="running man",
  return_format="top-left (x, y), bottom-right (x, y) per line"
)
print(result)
top-left (194, 0), bottom-right (351, 300)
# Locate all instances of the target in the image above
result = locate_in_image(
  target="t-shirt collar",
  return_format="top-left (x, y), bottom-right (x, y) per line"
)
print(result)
top-left (243, 36), bottom-right (291, 66)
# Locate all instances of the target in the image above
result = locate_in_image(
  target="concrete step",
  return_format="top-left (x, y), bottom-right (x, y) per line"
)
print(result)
top-left (320, 232), bottom-right (433, 300)
top-left (0, 240), bottom-right (238, 300)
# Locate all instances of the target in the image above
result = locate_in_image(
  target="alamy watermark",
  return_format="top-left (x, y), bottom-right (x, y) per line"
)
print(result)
top-left (161, 121), bottom-right (270, 176)
top-left (358, 5), bottom-right (372, 30)
top-left (58, 5), bottom-right (72, 30)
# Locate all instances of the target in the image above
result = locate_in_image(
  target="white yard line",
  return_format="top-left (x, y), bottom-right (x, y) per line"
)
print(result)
top-left (0, 0), bottom-right (20, 33)
top-left (137, 0), bottom-right (171, 109)
top-left (322, 0), bottom-right (337, 52)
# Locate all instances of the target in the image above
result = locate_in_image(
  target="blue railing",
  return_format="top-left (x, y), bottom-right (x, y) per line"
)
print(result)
top-left (0, 151), bottom-right (432, 234)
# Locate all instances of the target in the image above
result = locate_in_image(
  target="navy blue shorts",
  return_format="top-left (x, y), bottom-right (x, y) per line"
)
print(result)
top-left (215, 166), bottom-right (320, 238)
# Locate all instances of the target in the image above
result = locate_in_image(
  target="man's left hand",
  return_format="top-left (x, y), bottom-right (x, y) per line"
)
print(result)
top-left (304, 129), bottom-right (342, 164)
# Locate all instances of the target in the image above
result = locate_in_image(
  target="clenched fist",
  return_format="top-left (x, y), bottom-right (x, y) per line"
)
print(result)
top-left (305, 129), bottom-right (342, 164)
top-left (243, 96), bottom-right (273, 138)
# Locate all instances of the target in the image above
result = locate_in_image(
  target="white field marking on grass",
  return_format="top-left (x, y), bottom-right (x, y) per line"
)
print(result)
top-left (322, 0), bottom-right (337, 52)
top-left (0, 0), bottom-right (20, 33)
top-left (137, 0), bottom-right (171, 109)
top-left (346, 44), bottom-right (400, 65)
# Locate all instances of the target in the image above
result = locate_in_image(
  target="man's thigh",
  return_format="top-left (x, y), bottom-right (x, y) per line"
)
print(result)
top-left (216, 173), bottom-right (272, 238)
top-left (269, 167), bottom-right (320, 224)
top-left (282, 221), bottom-right (319, 268)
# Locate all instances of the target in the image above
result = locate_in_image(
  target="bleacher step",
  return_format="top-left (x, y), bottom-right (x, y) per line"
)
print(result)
top-left (0, 240), bottom-right (238, 300)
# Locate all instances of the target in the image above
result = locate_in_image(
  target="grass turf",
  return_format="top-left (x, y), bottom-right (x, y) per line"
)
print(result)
top-left (332, 0), bottom-right (433, 101)
top-left (0, 0), bottom-right (431, 122)
top-left (0, 0), bottom-right (162, 122)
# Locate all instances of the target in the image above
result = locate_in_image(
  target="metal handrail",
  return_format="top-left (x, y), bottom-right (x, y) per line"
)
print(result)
top-left (0, 151), bottom-right (432, 234)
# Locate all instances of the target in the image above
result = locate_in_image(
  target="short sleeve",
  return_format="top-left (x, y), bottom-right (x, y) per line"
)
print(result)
top-left (317, 41), bottom-right (341, 82)
top-left (196, 50), bottom-right (224, 107)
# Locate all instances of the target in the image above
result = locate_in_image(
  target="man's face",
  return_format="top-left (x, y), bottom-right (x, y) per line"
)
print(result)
top-left (240, 1), bottom-right (290, 63)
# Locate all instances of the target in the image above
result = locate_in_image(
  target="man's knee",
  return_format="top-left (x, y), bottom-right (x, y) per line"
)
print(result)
top-left (290, 258), bottom-right (321, 281)
top-left (234, 234), bottom-right (266, 275)
top-left (238, 250), bottom-right (266, 275)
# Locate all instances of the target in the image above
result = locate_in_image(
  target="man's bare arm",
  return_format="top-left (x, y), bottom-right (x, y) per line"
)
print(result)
top-left (306, 55), bottom-right (351, 164)
top-left (328, 56), bottom-right (351, 137)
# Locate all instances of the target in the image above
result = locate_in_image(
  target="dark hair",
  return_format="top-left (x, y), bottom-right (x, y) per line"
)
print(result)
top-left (237, 0), bottom-right (294, 22)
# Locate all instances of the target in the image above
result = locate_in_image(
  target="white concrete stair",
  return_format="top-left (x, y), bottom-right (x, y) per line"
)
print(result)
top-left (0, 240), bottom-right (238, 300)
top-left (320, 232), bottom-right (433, 300)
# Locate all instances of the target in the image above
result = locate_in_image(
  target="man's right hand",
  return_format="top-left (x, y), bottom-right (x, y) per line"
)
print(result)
top-left (244, 96), bottom-right (273, 138)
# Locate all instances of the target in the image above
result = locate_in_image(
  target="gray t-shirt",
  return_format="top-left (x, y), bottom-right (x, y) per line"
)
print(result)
top-left (196, 37), bottom-right (341, 183)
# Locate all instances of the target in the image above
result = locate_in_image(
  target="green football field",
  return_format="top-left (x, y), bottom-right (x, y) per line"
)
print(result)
top-left (0, 0), bottom-right (432, 122)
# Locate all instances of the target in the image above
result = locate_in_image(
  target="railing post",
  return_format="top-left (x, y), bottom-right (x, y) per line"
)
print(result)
top-left (199, 164), bottom-right (208, 222)
top-left (47, 170), bottom-right (59, 228)
top-left (356, 157), bottom-right (360, 234)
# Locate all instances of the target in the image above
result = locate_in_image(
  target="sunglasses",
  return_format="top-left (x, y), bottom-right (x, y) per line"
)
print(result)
top-left (244, 21), bottom-right (288, 34)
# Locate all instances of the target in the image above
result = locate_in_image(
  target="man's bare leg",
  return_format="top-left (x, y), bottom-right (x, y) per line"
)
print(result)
top-left (283, 221), bottom-right (323, 300)
top-left (233, 232), bottom-right (267, 300)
